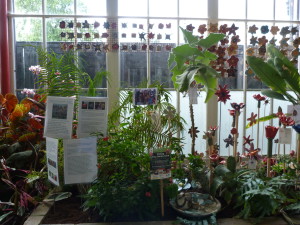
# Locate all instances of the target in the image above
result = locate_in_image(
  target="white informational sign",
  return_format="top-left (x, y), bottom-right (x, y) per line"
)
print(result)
top-left (64, 137), bottom-right (97, 184)
top-left (46, 137), bottom-right (59, 186)
top-left (150, 152), bottom-right (171, 180)
top-left (287, 105), bottom-right (300, 125)
top-left (44, 96), bottom-right (75, 139)
top-left (77, 96), bottom-right (108, 138)
top-left (188, 86), bottom-right (198, 104)
top-left (278, 127), bottom-right (292, 144)
top-left (248, 158), bottom-right (257, 170)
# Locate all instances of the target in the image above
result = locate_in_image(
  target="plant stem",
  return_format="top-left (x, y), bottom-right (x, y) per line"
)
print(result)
top-left (267, 138), bottom-right (273, 177)
top-left (233, 112), bottom-right (239, 159)
top-left (189, 103), bottom-right (195, 155)
top-left (256, 107), bottom-right (260, 149)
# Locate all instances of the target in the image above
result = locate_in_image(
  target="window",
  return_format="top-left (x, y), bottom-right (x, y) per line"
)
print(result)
top-left (9, 0), bottom-right (300, 155)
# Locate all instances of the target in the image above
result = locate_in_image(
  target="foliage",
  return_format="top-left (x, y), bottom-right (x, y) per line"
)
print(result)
top-left (82, 134), bottom-right (161, 221)
top-left (109, 83), bottom-right (185, 149)
top-left (33, 46), bottom-right (85, 98)
top-left (168, 27), bottom-right (225, 102)
top-left (247, 44), bottom-right (300, 105)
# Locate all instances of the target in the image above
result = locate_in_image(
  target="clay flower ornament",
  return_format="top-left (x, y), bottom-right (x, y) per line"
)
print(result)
top-left (247, 112), bottom-right (257, 126)
top-left (231, 102), bottom-right (245, 113)
top-left (208, 23), bottom-right (218, 33)
top-left (280, 26), bottom-right (290, 36)
top-left (224, 134), bottom-right (234, 148)
top-left (265, 125), bottom-right (279, 177)
top-left (244, 142), bottom-right (261, 160)
top-left (279, 115), bottom-right (295, 127)
top-left (209, 126), bottom-right (218, 136)
top-left (248, 25), bottom-right (258, 34)
top-left (231, 35), bottom-right (241, 44)
top-left (227, 56), bottom-right (239, 67)
top-left (228, 23), bottom-right (239, 35)
top-left (250, 36), bottom-right (258, 46)
top-left (219, 24), bottom-right (229, 34)
top-left (253, 94), bottom-right (266, 108)
top-left (227, 44), bottom-right (238, 56)
top-left (188, 126), bottom-right (200, 138)
top-left (270, 26), bottom-right (280, 35)
top-left (186, 24), bottom-right (195, 32)
top-left (197, 24), bottom-right (207, 34)
top-left (246, 47), bottom-right (255, 56)
top-left (260, 25), bottom-right (269, 34)
top-left (243, 135), bottom-right (254, 146)
top-left (215, 84), bottom-right (231, 104)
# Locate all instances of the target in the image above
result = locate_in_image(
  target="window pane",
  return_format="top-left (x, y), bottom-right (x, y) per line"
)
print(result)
top-left (77, 0), bottom-right (106, 15)
top-left (275, 0), bottom-right (298, 20)
top-left (219, 0), bottom-right (245, 19)
top-left (118, 0), bottom-right (147, 16)
top-left (120, 52), bottom-right (147, 88)
top-left (149, 19), bottom-right (178, 44)
top-left (179, 0), bottom-right (207, 18)
top-left (247, 0), bottom-right (274, 20)
top-left (15, 44), bottom-right (41, 90)
top-left (149, 0), bottom-right (178, 17)
top-left (13, 0), bottom-right (42, 14)
top-left (15, 18), bottom-right (42, 42)
top-left (46, 0), bottom-right (74, 14)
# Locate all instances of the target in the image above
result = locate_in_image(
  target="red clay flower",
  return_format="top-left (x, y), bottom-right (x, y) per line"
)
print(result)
top-left (215, 85), bottom-right (231, 104)
top-left (231, 128), bottom-right (237, 135)
top-left (228, 109), bottom-right (235, 116)
top-left (243, 135), bottom-right (254, 146)
top-left (290, 150), bottom-right (295, 157)
top-left (197, 24), bottom-right (207, 34)
top-left (145, 192), bottom-right (151, 197)
top-left (227, 56), bottom-right (239, 67)
top-left (253, 94), bottom-right (266, 101)
top-left (279, 115), bottom-right (295, 127)
top-left (265, 126), bottom-right (279, 139)
top-left (103, 137), bottom-right (109, 141)
top-left (247, 112), bottom-right (257, 126)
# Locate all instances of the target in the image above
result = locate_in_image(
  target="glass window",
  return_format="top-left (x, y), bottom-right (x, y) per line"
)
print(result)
top-left (179, 0), bottom-right (207, 18)
top-left (46, 0), bottom-right (74, 15)
top-left (247, 0), bottom-right (274, 20)
top-left (118, 0), bottom-right (147, 17)
top-left (13, 0), bottom-right (42, 14)
top-left (218, 0), bottom-right (246, 19)
top-left (149, 0), bottom-right (178, 17)
top-left (77, 0), bottom-right (106, 15)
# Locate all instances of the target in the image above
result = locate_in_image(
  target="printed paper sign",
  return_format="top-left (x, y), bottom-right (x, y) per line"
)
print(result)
top-left (248, 158), bottom-right (257, 170)
top-left (64, 137), bottom-right (97, 184)
top-left (133, 88), bottom-right (157, 105)
top-left (287, 105), bottom-right (300, 125)
top-left (46, 137), bottom-right (59, 186)
top-left (278, 127), bottom-right (292, 144)
top-left (188, 86), bottom-right (198, 104)
top-left (150, 151), bottom-right (171, 180)
top-left (77, 96), bottom-right (108, 138)
top-left (44, 96), bottom-right (75, 139)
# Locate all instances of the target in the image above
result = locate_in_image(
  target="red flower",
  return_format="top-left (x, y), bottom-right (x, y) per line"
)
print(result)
top-left (243, 135), bottom-right (254, 146)
top-left (279, 115), bottom-right (295, 127)
top-left (231, 102), bottom-right (245, 112)
top-left (253, 94), bottom-right (266, 101)
top-left (209, 154), bottom-right (219, 162)
top-left (290, 150), bottom-right (295, 157)
top-left (145, 192), bottom-right (151, 197)
top-left (231, 128), bottom-right (237, 135)
top-left (228, 109), bottom-right (235, 116)
top-left (215, 85), bottom-right (231, 104)
top-left (227, 56), bottom-right (239, 67)
top-left (265, 126), bottom-right (279, 139)
top-left (197, 24), bottom-right (207, 34)
top-left (247, 112), bottom-right (257, 126)
top-left (148, 32), bottom-right (155, 39)
top-left (103, 137), bottom-right (109, 141)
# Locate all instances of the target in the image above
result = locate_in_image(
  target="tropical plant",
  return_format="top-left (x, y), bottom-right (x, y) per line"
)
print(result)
top-left (247, 44), bottom-right (300, 105)
top-left (109, 83), bottom-right (185, 150)
top-left (82, 134), bottom-right (161, 221)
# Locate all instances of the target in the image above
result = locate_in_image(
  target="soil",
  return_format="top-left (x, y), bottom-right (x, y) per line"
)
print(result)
top-left (41, 196), bottom-right (236, 224)
top-left (41, 196), bottom-right (178, 224)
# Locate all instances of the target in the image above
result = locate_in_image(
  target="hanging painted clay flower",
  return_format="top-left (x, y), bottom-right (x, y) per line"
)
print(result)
top-left (216, 46), bottom-right (226, 57)
top-left (280, 26), bottom-right (290, 36)
top-left (291, 26), bottom-right (299, 35)
top-left (217, 66), bottom-right (227, 77)
top-left (247, 112), bottom-right (257, 126)
top-left (94, 21), bottom-right (100, 28)
top-left (227, 55), bottom-right (239, 67)
top-left (208, 45), bottom-right (217, 52)
top-left (231, 102), bottom-right (245, 112)
top-left (122, 23), bottom-right (127, 28)
top-left (121, 45), bottom-right (128, 51)
top-left (228, 23), bottom-right (239, 35)
top-left (227, 66), bottom-right (237, 77)
top-left (220, 38), bottom-right (229, 46)
top-left (246, 47), bottom-right (255, 56)
top-left (82, 20), bottom-right (89, 28)
top-left (103, 22), bottom-right (110, 29)
top-left (148, 32), bottom-right (155, 39)
top-left (253, 94), bottom-right (266, 108)
top-left (231, 128), bottom-right (237, 135)
top-left (165, 34), bottom-right (171, 40)
top-left (293, 37), bottom-right (300, 47)
top-left (186, 24), bottom-right (195, 32)
top-left (258, 36), bottom-right (268, 45)
top-left (231, 35), bottom-right (240, 44)
top-left (188, 126), bottom-right (200, 138)
top-left (149, 45), bottom-right (154, 51)
top-left (112, 43), bottom-right (119, 50)
top-left (111, 22), bottom-right (117, 29)
top-left (68, 21), bottom-right (73, 28)
top-left (94, 33), bottom-right (99, 38)
top-left (131, 44), bottom-right (137, 50)
top-left (76, 22), bottom-right (81, 28)
top-left (166, 23), bottom-right (171, 28)
top-left (166, 45), bottom-right (172, 51)
top-left (101, 33), bottom-right (109, 38)
top-left (148, 23), bottom-right (154, 29)
top-left (280, 37), bottom-right (289, 48)
top-left (270, 26), bottom-right (280, 35)
top-left (139, 24), bottom-right (144, 29)
top-left (208, 23), bottom-right (218, 33)
top-left (260, 25), bottom-right (269, 34)
top-left (250, 36), bottom-right (258, 46)
top-left (292, 48), bottom-right (299, 58)
top-left (60, 32), bottom-right (66, 38)
top-left (219, 24), bottom-right (229, 34)
top-left (227, 44), bottom-right (238, 56)
top-left (215, 84), bottom-right (231, 104)
top-left (93, 44), bottom-right (101, 51)
top-left (269, 37), bottom-right (277, 45)
top-left (158, 23), bottom-right (164, 29)
top-left (139, 32), bottom-right (146, 41)
top-left (59, 21), bottom-right (66, 29)
top-left (198, 24), bottom-right (207, 34)
top-left (142, 44), bottom-right (147, 50)
top-left (248, 25), bottom-right (258, 34)
top-left (258, 45), bottom-right (266, 56)
top-left (216, 57), bottom-right (226, 65)
top-left (243, 135), bottom-right (254, 146)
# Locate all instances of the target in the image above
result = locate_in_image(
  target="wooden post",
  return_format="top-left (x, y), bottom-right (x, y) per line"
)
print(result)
top-left (233, 112), bottom-right (239, 159)
top-left (160, 179), bottom-right (164, 217)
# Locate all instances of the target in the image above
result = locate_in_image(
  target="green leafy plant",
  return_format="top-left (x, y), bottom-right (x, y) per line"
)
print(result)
top-left (247, 44), bottom-right (300, 105)
top-left (168, 27), bottom-right (225, 102)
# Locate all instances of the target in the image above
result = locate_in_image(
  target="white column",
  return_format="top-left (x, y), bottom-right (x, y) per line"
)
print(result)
top-left (106, 0), bottom-right (120, 113)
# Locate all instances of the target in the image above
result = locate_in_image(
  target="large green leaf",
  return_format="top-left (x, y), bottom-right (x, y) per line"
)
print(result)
top-left (261, 90), bottom-right (287, 101)
top-left (179, 26), bottom-right (199, 46)
top-left (210, 176), bottom-right (224, 196)
top-left (247, 56), bottom-right (287, 94)
top-left (175, 67), bottom-right (199, 92)
top-left (172, 44), bottom-right (204, 59)
top-left (246, 114), bottom-right (278, 128)
top-left (168, 52), bottom-right (175, 69)
top-left (198, 33), bottom-right (225, 49)
top-left (194, 66), bottom-right (219, 102)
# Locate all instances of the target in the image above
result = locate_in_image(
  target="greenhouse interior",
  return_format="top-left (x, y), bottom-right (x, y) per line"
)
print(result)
top-left (1, 0), bottom-right (300, 225)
